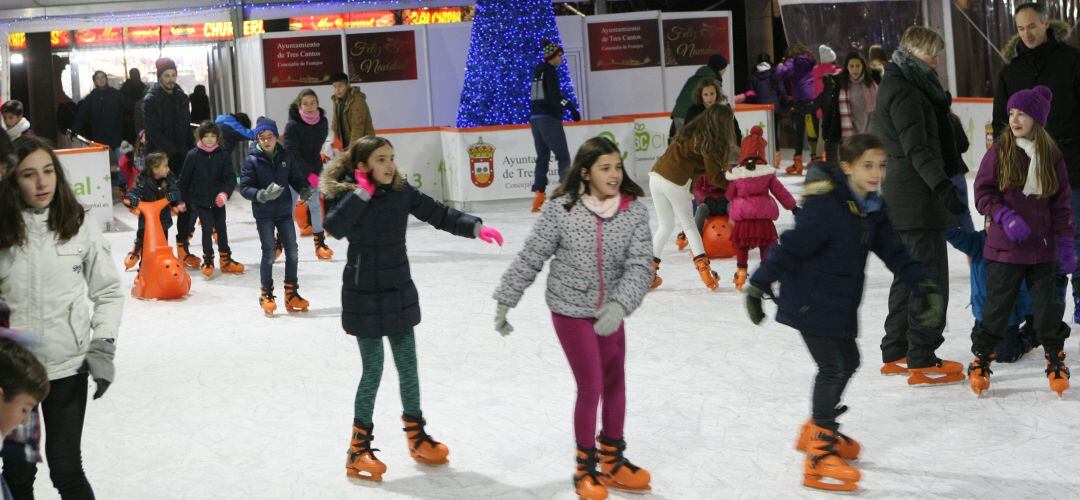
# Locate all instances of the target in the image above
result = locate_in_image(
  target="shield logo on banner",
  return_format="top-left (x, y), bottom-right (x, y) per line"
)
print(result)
top-left (468, 136), bottom-right (495, 188)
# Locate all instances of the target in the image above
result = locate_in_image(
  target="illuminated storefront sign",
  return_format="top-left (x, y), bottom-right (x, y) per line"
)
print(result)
top-left (9, 20), bottom-right (264, 50)
top-left (289, 11), bottom-right (396, 31)
top-left (402, 8), bottom-right (465, 25)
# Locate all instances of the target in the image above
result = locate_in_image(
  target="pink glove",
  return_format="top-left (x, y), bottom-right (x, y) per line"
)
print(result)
top-left (353, 169), bottom-right (375, 196)
top-left (215, 192), bottom-right (227, 208)
top-left (478, 226), bottom-right (503, 246)
top-left (307, 173), bottom-right (319, 190)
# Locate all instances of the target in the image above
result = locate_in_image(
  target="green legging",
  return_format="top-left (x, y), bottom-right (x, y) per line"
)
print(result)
top-left (355, 329), bottom-right (422, 424)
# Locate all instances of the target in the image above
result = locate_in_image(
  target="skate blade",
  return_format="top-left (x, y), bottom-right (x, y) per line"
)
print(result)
top-left (907, 371), bottom-right (965, 386)
top-left (803, 475), bottom-right (858, 492)
top-left (410, 455), bottom-right (450, 466)
top-left (599, 478), bottom-right (651, 493)
top-left (346, 469), bottom-right (383, 483)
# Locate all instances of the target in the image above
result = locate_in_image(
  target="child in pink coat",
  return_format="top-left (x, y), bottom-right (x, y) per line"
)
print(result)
top-left (726, 126), bottom-right (797, 290)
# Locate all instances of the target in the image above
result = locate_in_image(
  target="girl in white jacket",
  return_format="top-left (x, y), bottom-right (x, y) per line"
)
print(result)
top-left (0, 137), bottom-right (123, 499)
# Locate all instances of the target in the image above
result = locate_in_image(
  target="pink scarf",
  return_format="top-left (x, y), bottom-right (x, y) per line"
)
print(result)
top-left (196, 140), bottom-right (219, 153)
top-left (299, 108), bottom-right (320, 125)
top-left (580, 192), bottom-right (621, 218)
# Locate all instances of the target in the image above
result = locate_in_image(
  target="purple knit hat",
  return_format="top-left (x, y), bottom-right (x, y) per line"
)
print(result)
top-left (1007, 86), bottom-right (1053, 127)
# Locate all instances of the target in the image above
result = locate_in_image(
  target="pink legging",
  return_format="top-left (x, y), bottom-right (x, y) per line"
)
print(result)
top-left (552, 312), bottom-right (626, 448)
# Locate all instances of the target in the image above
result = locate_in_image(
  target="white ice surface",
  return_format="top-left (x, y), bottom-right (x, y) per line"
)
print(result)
top-left (24, 175), bottom-right (1080, 499)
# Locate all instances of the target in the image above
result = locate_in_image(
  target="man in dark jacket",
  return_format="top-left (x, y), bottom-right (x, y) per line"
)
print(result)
top-left (120, 68), bottom-right (147, 145)
top-left (528, 39), bottom-right (580, 213)
top-left (993, 3), bottom-right (1080, 321)
top-left (872, 27), bottom-right (968, 384)
top-left (142, 57), bottom-right (197, 267)
top-left (73, 70), bottom-right (124, 158)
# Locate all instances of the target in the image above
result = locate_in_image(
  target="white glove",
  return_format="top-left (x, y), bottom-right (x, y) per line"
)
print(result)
top-left (255, 182), bottom-right (284, 203)
top-left (593, 302), bottom-right (627, 336)
top-left (494, 303), bottom-right (513, 337)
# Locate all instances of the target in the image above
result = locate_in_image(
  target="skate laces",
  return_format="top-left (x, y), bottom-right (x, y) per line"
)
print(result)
top-left (809, 431), bottom-right (841, 467)
top-left (350, 428), bottom-right (380, 459)
top-left (575, 449), bottom-right (602, 483)
top-left (1046, 353), bottom-right (1070, 379)
top-left (598, 438), bottom-right (640, 475)
top-left (969, 357), bottom-right (993, 377)
top-left (402, 418), bottom-right (442, 449)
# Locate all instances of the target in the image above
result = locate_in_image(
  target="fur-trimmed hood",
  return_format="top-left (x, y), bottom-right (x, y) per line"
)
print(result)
top-left (319, 154), bottom-right (404, 198)
top-left (1004, 19), bottom-right (1071, 63)
top-left (725, 164), bottom-right (777, 180)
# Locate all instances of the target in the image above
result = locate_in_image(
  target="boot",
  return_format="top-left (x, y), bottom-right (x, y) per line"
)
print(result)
top-left (650, 257), bottom-right (663, 289)
top-left (531, 189), bottom-right (546, 213)
top-left (574, 446), bottom-right (608, 500)
top-left (907, 358), bottom-right (964, 386)
top-left (283, 281), bottom-right (310, 312)
top-left (124, 240), bottom-right (142, 270)
top-left (596, 435), bottom-right (650, 492)
top-left (675, 232), bottom-right (688, 251)
top-left (774, 151), bottom-right (782, 169)
top-left (733, 266), bottom-right (748, 292)
top-left (803, 424), bottom-right (860, 492)
top-left (177, 242), bottom-right (201, 270)
top-left (259, 284), bottom-right (277, 316)
top-left (785, 155), bottom-right (804, 176)
top-left (401, 414), bottom-right (449, 465)
top-left (795, 408), bottom-right (860, 460)
top-left (274, 236), bottom-right (283, 262)
top-left (314, 231), bottom-right (334, 261)
top-left (295, 201), bottom-right (312, 237)
top-left (1046, 350), bottom-right (1071, 398)
top-left (693, 254), bottom-right (719, 291)
top-left (201, 253), bottom-right (215, 278)
top-left (346, 421), bottom-right (386, 482)
top-left (219, 251), bottom-right (245, 274)
top-left (967, 354), bottom-right (993, 397)
top-left (880, 358), bottom-right (909, 376)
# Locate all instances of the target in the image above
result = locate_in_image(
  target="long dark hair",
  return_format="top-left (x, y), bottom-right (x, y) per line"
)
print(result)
top-left (996, 121), bottom-right (1060, 199)
top-left (552, 136), bottom-right (644, 211)
top-left (674, 104), bottom-right (736, 186)
top-left (839, 51), bottom-right (874, 90)
top-left (338, 135), bottom-right (404, 191)
top-left (0, 137), bottom-right (85, 250)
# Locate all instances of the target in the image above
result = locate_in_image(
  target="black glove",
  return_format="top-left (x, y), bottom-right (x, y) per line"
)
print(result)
top-left (933, 180), bottom-right (968, 215)
top-left (745, 282), bottom-right (772, 325)
top-left (910, 278), bottom-right (945, 331)
top-left (299, 186), bottom-right (315, 202)
top-left (166, 191), bottom-right (179, 203)
top-left (82, 338), bottom-right (115, 400)
top-left (127, 197), bottom-right (139, 209)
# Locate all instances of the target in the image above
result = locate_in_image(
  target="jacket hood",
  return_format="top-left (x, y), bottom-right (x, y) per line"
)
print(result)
top-left (288, 103), bottom-right (327, 123)
top-left (792, 55), bottom-right (816, 72)
top-left (694, 65), bottom-right (721, 79)
top-left (1004, 20), bottom-right (1070, 63)
top-left (726, 165), bottom-right (778, 180)
top-left (216, 114), bottom-right (255, 141)
top-left (320, 153), bottom-right (404, 198)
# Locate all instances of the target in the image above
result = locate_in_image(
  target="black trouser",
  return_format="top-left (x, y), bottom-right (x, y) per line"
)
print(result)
top-left (801, 333), bottom-right (860, 429)
top-left (973, 261), bottom-right (1069, 356)
top-left (168, 153), bottom-right (195, 245)
top-left (790, 100), bottom-right (817, 157)
top-left (824, 140), bottom-right (839, 164)
top-left (2, 373), bottom-right (94, 500)
top-left (881, 229), bottom-right (949, 367)
top-left (195, 205), bottom-right (230, 258)
top-left (134, 216), bottom-right (171, 251)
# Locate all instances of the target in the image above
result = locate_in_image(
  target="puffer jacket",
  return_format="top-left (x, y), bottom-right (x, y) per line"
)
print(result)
top-left (725, 165), bottom-right (796, 222)
top-left (494, 195), bottom-right (653, 318)
top-left (239, 143), bottom-right (309, 220)
top-left (776, 55), bottom-right (816, 102)
top-left (0, 210), bottom-right (124, 380)
top-left (283, 104), bottom-right (329, 179)
top-left (179, 146), bottom-right (236, 209)
top-left (141, 82), bottom-right (191, 156)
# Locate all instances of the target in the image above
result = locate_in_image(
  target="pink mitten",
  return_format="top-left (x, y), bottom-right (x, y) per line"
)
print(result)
top-left (478, 226), bottom-right (503, 246)
top-left (307, 173), bottom-right (319, 190)
top-left (215, 192), bottom-right (227, 208)
top-left (353, 169), bottom-right (375, 196)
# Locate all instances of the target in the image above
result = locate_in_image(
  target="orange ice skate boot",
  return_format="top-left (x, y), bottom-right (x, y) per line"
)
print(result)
top-left (531, 190), bottom-right (546, 212)
top-left (967, 354), bottom-right (993, 397)
top-left (786, 155), bottom-right (804, 176)
top-left (124, 241), bottom-right (142, 270)
top-left (219, 251), bottom-right (245, 274)
top-left (803, 424), bottom-right (860, 492)
top-left (1046, 350), bottom-right (1071, 399)
top-left (346, 421), bottom-right (386, 482)
top-left (283, 281), bottom-right (309, 312)
top-left (401, 414), bottom-right (449, 465)
top-left (733, 266), bottom-right (748, 292)
top-left (314, 232), bottom-right (334, 260)
top-left (176, 242), bottom-right (201, 270)
top-left (795, 410), bottom-right (860, 460)
top-left (880, 357), bottom-right (909, 375)
top-left (693, 254), bottom-right (719, 291)
top-left (908, 358), bottom-right (965, 386)
top-left (200, 254), bottom-right (215, 278)
top-left (675, 232), bottom-right (688, 251)
top-left (574, 446), bottom-right (608, 500)
top-left (596, 435), bottom-right (651, 492)
top-left (650, 257), bottom-right (663, 289)
top-left (259, 284), bottom-right (277, 316)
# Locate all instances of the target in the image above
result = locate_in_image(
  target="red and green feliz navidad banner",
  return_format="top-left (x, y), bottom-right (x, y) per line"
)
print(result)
top-left (661, 17), bottom-right (730, 67)
top-left (587, 19), bottom-right (661, 71)
top-left (262, 35), bottom-right (344, 88)
top-left (345, 30), bottom-right (418, 83)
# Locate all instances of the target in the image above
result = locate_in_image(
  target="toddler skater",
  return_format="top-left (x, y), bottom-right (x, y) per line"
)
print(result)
top-left (239, 117), bottom-right (314, 315)
top-left (674, 174), bottom-right (728, 252)
top-left (745, 134), bottom-right (941, 492)
top-left (968, 86), bottom-right (1077, 397)
top-left (322, 136), bottom-right (502, 482)
top-left (495, 137), bottom-right (654, 500)
top-left (123, 152), bottom-right (181, 270)
top-left (726, 125), bottom-right (797, 291)
top-left (180, 120), bottom-right (243, 278)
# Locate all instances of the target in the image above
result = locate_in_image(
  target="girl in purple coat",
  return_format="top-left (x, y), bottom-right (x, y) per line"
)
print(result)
top-left (776, 43), bottom-right (817, 175)
top-left (726, 126), bottom-right (797, 291)
top-left (968, 86), bottom-right (1077, 398)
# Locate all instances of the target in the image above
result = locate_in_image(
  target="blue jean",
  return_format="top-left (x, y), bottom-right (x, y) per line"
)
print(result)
top-left (256, 215), bottom-right (297, 286)
top-left (292, 188), bottom-right (323, 233)
top-left (529, 115), bottom-right (571, 192)
top-left (951, 174), bottom-right (975, 233)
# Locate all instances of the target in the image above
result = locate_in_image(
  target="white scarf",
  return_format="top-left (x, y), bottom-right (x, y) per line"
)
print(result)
top-left (580, 192), bottom-right (620, 218)
top-left (1016, 137), bottom-right (1043, 197)
top-left (4, 117), bottom-right (29, 140)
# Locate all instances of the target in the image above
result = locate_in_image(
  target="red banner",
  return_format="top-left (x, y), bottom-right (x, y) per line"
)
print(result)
top-left (289, 11), bottom-right (396, 31)
top-left (662, 17), bottom-right (730, 67)
top-left (345, 30), bottom-right (418, 83)
top-left (587, 19), bottom-right (660, 72)
top-left (124, 26), bottom-right (163, 44)
top-left (75, 28), bottom-right (124, 47)
top-left (262, 35), bottom-right (344, 88)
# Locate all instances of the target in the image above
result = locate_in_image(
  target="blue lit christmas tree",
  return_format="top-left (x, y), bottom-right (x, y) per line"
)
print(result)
top-left (456, 0), bottom-right (578, 127)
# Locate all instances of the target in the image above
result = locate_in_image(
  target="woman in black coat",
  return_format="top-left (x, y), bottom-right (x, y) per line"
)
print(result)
top-left (189, 85), bottom-right (211, 124)
top-left (283, 89), bottom-right (333, 259)
top-left (74, 70), bottom-right (124, 152)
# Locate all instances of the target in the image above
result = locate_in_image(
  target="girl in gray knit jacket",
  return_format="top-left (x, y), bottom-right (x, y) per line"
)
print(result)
top-left (494, 137), bottom-right (654, 500)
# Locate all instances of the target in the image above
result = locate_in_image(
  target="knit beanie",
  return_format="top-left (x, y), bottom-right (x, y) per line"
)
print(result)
top-left (1007, 86), bottom-right (1053, 127)
top-left (738, 126), bottom-right (768, 167)
top-left (252, 116), bottom-right (279, 138)
top-left (155, 57), bottom-right (177, 78)
top-left (541, 40), bottom-right (563, 62)
top-left (818, 45), bottom-right (837, 64)
top-left (708, 54), bottom-right (729, 72)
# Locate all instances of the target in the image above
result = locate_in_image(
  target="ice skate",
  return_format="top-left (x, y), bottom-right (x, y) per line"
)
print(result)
top-left (596, 435), bottom-right (651, 492)
top-left (259, 285), bottom-right (277, 316)
top-left (733, 267), bottom-right (748, 292)
top-left (574, 446), bottom-right (608, 500)
top-left (314, 231), bottom-right (334, 260)
top-left (219, 251), bottom-right (245, 274)
top-left (176, 242), bottom-right (201, 270)
top-left (675, 232), bottom-right (688, 251)
top-left (201, 254), bottom-right (214, 278)
top-left (907, 359), bottom-right (964, 386)
top-left (283, 281), bottom-right (309, 312)
top-left (401, 414), bottom-right (449, 465)
top-left (802, 424), bottom-right (860, 492)
top-left (295, 200), bottom-right (312, 237)
top-left (880, 357), bottom-right (909, 375)
top-left (124, 241), bottom-right (142, 270)
top-left (1046, 350), bottom-right (1070, 398)
top-left (795, 420), bottom-right (860, 460)
top-left (346, 421), bottom-right (386, 482)
top-left (785, 155), bottom-right (804, 176)
top-left (531, 189), bottom-right (546, 212)
top-left (693, 254), bottom-right (719, 291)
top-left (967, 355), bottom-right (993, 397)
top-left (650, 257), bottom-right (663, 289)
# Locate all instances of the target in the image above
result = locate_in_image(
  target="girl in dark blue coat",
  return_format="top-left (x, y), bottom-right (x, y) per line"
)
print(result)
top-left (745, 134), bottom-right (941, 492)
top-left (283, 89), bottom-right (334, 260)
top-left (239, 117), bottom-right (314, 315)
top-left (180, 121), bottom-right (241, 277)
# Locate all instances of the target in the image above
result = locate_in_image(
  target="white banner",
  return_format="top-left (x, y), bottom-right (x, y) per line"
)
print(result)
top-left (951, 99), bottom-right (994, 175)
top-left (379, 128), bottom-right (445, 199)
top-left (57, 145), bottom-right (112, 227)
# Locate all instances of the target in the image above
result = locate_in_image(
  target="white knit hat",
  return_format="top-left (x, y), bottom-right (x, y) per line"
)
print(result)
top-left (818, 44), bottom-right (837, 64)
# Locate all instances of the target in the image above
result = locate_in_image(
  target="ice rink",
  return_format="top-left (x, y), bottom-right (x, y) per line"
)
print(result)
top-left (27, 176), bottom-right (1080, 499)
